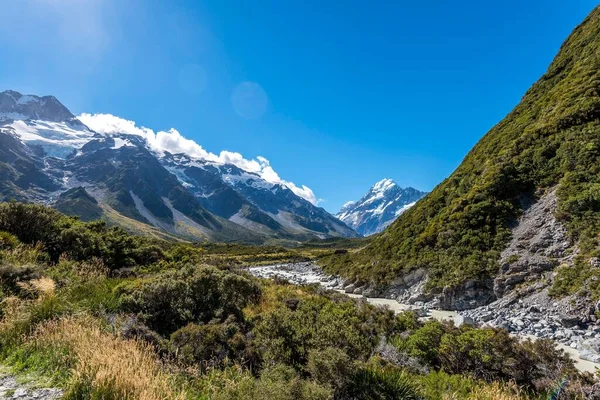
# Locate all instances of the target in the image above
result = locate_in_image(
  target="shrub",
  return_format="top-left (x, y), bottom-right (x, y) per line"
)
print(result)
top-left (253, 296), bottom-right (387, 368)
top-left (0, 231), bottom-right (19, 250)
top-left (169, 318), bottom-right (255, 370)
top-left (438, 326), bottom-right (576, 390)
top-left (0, 263), bottom-right (41, 297)
top-left (402, 321), bottom-right (445, 366)
top-left (120, 266), bottom-right (261, 335)
top-left (306, 347), bottom-right (356, 397)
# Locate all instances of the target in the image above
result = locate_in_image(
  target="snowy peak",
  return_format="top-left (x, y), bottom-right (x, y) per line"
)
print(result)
top-left (0, 90), bottom-right (77, 123)
top-left (370, 178), bottom-right (397, 193)
top-left (337, 179), bottom-right (427, 236)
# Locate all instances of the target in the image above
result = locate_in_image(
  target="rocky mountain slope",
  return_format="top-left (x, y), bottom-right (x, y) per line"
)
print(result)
top-left (323, 6), bottom-right (600, 310)
top-left (0, 91), bottom-right (357, 243)
top-left (336, 179), bottom-right (427, 236)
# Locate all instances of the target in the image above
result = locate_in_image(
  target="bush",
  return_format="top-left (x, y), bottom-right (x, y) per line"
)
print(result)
top-left (0, 231), bottom-right (19, 250)
top-left (307, 347), bottom-right (356, 397)
top-left (0, 263), bottom-right (41, 297)
top-left (120, 265), bottom-right (261, 335)
top-left (438, 326), bottom-right (576, 390)
top-left (169, 318), bottom-right (256, 370)
top-left (253, 296), bottom-right (388, 368)
top-left (402, 321), bottom-right (445, 366)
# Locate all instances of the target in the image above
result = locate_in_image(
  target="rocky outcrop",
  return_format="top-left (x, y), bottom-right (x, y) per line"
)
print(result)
top-left (494, 189), bottom-right (572, 298)
top-left (438, 279), bottom-right (495, 311)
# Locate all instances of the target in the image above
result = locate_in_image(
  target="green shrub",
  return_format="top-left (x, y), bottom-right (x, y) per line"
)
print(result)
top-left (306, 347), bottom-right (356, 397)
top-left (402, 321), bottom-right (445, 366)
top-left (0, 231), bottom-right (19, 250)
top-left (120, 265), bottom-right (261, 335)
top-left (169, 318), bottom-right (255, 370)
top-left (206, 364), bottom-right (332, 400)
top-left (253, 296), bottom-right (388, 368)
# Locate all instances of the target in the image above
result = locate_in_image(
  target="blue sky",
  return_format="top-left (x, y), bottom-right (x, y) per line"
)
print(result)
top-left (0, 1), bottom-right (597, 212)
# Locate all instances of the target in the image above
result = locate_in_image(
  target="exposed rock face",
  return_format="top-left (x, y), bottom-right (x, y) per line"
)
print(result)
top-left (494, 189), bottom-right (572, 298)
top-left (438, 279), bottom-right (495, 311)
top-left (380, 268), bottom-right (434, 304)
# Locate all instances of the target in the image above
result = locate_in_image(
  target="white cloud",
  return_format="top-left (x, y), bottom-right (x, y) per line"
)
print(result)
top-left (78, 113), bottom-right (319, 205)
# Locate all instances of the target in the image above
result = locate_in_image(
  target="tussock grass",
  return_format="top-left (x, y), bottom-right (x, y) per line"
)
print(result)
top-left (30, 316), bottom-right (187, 400)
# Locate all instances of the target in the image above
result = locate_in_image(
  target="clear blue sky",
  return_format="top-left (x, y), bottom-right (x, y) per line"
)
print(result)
top-left (0, 1), bottom-right (597, 213)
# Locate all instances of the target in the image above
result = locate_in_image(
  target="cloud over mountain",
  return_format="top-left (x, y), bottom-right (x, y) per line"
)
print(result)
top-left (78, 113), bottom-right (318, 204)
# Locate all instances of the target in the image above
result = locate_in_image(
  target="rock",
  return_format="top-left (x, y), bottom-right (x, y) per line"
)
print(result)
top-left (454, 315), bottom-right (475, 327)
top-left (344, 284), bottom-right (356, 293)
top-left (559, 314), bottom-right (581, 328)
top-left (590, 257), bottom-right (600, 268)
top-left (284, 298), bottom-right (300, 311)
top-left (479, 311), bottom-right (494, 322)
top-left (353, 286), bottom-right (365, 295)
top-left (528, 305), bottom-right (541, 313)
top-left (362, 287), bottom-right (380, 298)
top-left (439, 279), bottom-right (495, 311)
top-left (580, 338), bottom-right (600, 363)
top-left (514, 319), bottom-right (525, 328)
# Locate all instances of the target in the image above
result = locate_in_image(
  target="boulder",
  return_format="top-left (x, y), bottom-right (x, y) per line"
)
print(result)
top-left (362, 287), bottom-right (381, 298)
top-left (559, 314), bottom-right (581, 328)
top-left (454, 315), bottom-right (475, 327)
top-left (580, 338), bottom-right (600, 363)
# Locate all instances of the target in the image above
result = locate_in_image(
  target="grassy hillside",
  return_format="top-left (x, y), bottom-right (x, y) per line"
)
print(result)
top-left (0, 203), bottom-right (594, 399)
top-left (323, 6), bottom-right (600, 290)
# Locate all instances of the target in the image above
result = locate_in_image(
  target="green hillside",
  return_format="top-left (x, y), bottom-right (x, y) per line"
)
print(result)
top-left (324, 6), bottom-right (600, 290)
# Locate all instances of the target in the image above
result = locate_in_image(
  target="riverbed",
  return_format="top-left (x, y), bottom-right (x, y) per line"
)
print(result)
top-left (248, 262), bottom-right (600, 374)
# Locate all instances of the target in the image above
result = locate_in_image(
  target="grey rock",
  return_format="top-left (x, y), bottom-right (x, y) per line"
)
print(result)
top-left (559, 314), bottom-right (581, 328)
top-left (454, 315), bottom-right (475, 327)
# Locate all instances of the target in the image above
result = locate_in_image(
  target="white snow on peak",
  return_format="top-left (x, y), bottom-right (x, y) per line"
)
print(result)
top-left (341, 200), bottom-right (356, 210)
top-left (110, 137), bottom-right (134, 149)
top-left (16, 95), bottom-right (39, 105)
top-left (5, 120), bottom-right (95, 159)
top-left (371, 178), bottom-right (397, 193)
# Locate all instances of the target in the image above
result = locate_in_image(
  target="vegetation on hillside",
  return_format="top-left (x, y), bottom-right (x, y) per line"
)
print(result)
top-left (0, 203), bottom-right (597, 399)
top-left (322, 6), bottom-right (600, 292)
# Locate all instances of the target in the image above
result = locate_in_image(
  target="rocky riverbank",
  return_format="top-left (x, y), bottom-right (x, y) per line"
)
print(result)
top-left (248, 262), bottom-right (600, 373)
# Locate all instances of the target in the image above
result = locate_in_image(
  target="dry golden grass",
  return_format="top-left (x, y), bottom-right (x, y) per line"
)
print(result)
top-left (32, 316), bottom-right (187, 400)
top-left (17, 277), bottom-right (56, 297)
top-left (453, 381), bottom-right (529, 400)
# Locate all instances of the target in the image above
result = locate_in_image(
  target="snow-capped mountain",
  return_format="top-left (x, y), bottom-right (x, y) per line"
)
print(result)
top-left (337, 179), bottom-right (427, 236)
top-left (0, 90), bottom-right (358, 243)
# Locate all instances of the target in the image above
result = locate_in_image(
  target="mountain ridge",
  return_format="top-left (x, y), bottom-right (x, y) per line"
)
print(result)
top-left (0, 90), bottom-right (358, 243)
